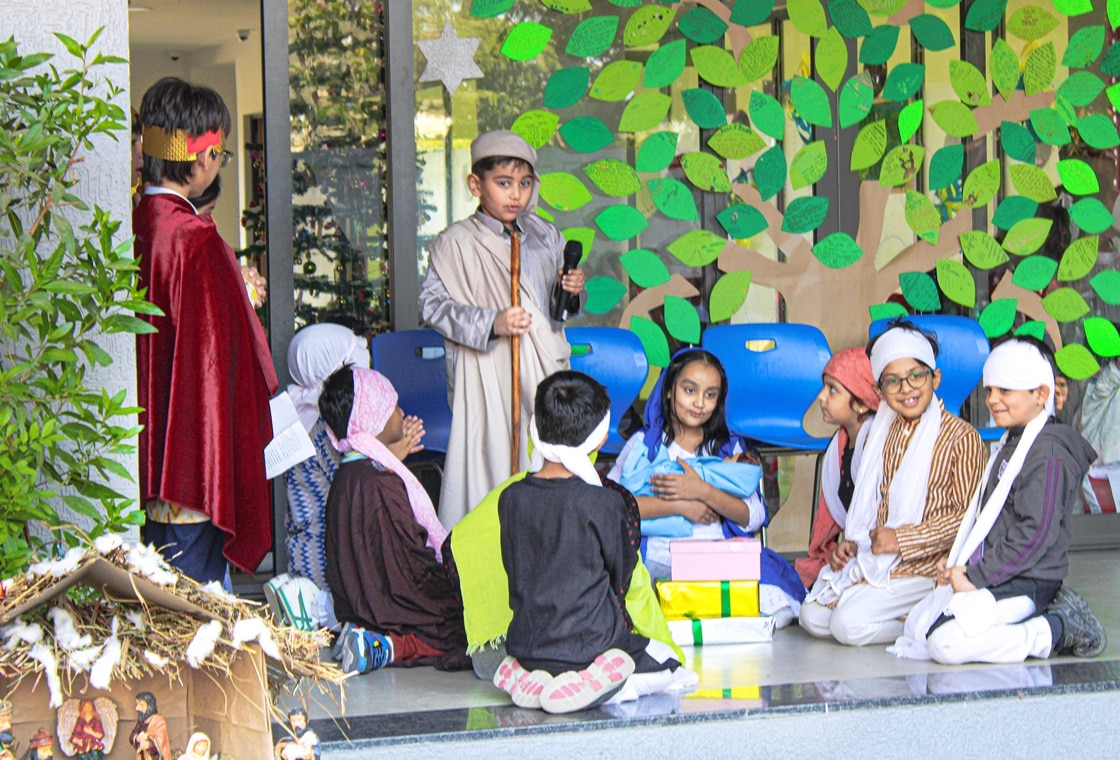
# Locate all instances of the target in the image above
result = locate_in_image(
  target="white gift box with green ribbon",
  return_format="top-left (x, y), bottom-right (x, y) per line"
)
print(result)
top-left (668, 615), bottom-right (775, 647)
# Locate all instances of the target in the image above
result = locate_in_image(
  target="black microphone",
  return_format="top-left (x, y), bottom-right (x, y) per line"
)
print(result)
top-left (551, 240), bottom-right (583, 321)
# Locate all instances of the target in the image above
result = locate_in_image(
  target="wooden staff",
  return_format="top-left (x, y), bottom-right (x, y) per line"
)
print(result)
top-left (510, 230), bottom-right (522, 476)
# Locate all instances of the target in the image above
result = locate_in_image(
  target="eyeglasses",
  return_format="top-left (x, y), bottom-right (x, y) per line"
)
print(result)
top-left (879, 368), bottom-right (932, 394)
top-left (210, 146), bottom-right (233, 168)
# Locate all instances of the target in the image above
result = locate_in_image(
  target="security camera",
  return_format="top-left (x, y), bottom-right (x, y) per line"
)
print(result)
top-left (237, 29), bottom-right (251, 42)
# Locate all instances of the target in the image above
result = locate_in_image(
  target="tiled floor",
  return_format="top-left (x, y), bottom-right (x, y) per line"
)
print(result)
top-left (279, 548), bottom-right (1120, 747)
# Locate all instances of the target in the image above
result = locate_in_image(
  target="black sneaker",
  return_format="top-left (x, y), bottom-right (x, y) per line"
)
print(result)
top-left (1048, 586), bottom-right (1107, 658)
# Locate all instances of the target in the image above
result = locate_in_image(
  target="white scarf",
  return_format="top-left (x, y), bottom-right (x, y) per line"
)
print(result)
top-left (286, 323), bottom-right (369, 432)
top-left (529, 412), bottom-right (610, 486)
top-left (821, 420), bottom-right (873, 529)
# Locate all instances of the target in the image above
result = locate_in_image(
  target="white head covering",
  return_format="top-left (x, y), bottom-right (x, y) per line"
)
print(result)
top-left (869, 326), bottom-right (937, 379)
top-left (529, 412), bottom-right (610, 486)
top-left (286, 324), bottom-right (370, 432)
top-left (982, 339), bottom-right (1056, 417)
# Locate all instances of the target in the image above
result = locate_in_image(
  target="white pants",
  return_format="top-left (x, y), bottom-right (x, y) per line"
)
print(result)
top-left (926, 595), bottom-right (1053, 664)
top-left (606, 638), bottom-right (698, 704)
top-left (800, 577), bottom-right (935, 646)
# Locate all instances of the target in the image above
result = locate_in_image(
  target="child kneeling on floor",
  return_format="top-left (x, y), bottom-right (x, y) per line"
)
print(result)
top-left (495, 371), bottom-right (693, 714)
top-left (891, 337), bottom-right (1105, 663)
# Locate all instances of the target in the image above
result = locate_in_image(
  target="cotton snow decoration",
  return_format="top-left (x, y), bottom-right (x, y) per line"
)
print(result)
top-left (94, 533), bottom-right (124, 555)
top-left (201, 581), bottom-right (236, 604)
top-left (29, 642), bottom-right (63, 707)
top-left (3, 620), bottom-right (43, 650)
top-left (48, 606), bottom-right (92, 651)
top-left (124, 543), bottom-right (178, 587)
top-left (28, 546), bottom-right (88, 579)
top-left (232, 617), bottom-right (282, 660)
top-left (89, 617), bottom-right (122, 690)
top-left (143, 649), bottom-right (169, 668)
top-left (186, 620), bottom-right (224, 668)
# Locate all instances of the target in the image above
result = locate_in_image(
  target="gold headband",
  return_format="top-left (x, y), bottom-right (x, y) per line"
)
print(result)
top-left (142, 125), bottom-right (223, 162)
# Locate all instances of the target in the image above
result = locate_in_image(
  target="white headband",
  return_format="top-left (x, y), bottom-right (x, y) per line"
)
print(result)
top-left (529, 413), bottom-right (611, 486)
top-left (870, 327), bottom-right (937, 380)
top-left (983, 340), bottom-right (1056, 416)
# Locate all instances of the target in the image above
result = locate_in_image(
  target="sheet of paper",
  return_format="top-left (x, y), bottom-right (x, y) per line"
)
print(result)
top-left (265, 392), bottom-right (315, 480)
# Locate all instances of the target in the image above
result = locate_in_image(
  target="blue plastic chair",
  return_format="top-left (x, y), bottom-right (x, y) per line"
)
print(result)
top-left (567, 326), bottom-right (649, 456)
top-left (369, 329), bottom-right (452, 457)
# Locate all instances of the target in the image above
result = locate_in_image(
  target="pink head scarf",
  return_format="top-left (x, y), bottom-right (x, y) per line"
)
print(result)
top-left (823, 346), bottom-right (880, 413)
top-left (327, 367), bottom-right (447, 560)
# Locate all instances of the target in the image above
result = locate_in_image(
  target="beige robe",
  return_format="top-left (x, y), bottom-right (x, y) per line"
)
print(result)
top-left (419, 210), bottom-right (571, 528)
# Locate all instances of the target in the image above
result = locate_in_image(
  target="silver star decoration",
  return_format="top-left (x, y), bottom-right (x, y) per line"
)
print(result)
top-left (417, 23), bottom-right (483, 95)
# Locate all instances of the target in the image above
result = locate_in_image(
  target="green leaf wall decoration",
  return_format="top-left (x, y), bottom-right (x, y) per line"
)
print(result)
top-left (620, 248), bottom-right (671, 288)
top-left (681, 151), bottom-right (732, 192)
top-left (709, 271), bottom-right (753, 323)
top-left (622, 5), bottom-right (676, 47)
top-left (585, 276), bottom-right (628, 314)
top-left (664, 296), bottom-right (701, 344)
top-left (631, 316), bottom-right (671, 367)
top-left (668, 230), bottom-right (726, 267)
top-left (1055, 344), bottom-right (1099, 380)
top-left (936, 259), bottom-right (977, 307)
top-left (1012, 255), bottom-right (1058, 291)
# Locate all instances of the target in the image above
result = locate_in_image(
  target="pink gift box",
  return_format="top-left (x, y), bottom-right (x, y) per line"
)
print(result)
top-left (669, 538), bottom-right (762, 581)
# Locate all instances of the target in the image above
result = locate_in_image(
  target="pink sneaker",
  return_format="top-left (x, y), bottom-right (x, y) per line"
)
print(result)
top-left (492, 655), bottom-right (553, 709)
top-left (539, 649), bottom-right (635, 714)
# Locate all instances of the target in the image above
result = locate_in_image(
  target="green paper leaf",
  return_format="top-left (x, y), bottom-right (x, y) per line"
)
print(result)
top-left (1084, 318), bottom-right (1120, 358)
top-left (623, 5), bottom-right (676, 47)
top-left (965, 0), bottom-right (1008, 32)
top-left (730, 0), bottom-right (776, 26)
top-left (817, 27), bottom-right (848, 92)
top-left (1013, 255), bottom-right (1058, 291)
top-left (812, 232), bottom-right (864, 268)
top-left (925, 0), bottom-right (964, 7)
top-left (962, 159), bottom-right (1001, 208)
top-left (648, 177), bottom-right (700, 221)
top-left (1056, 344), bottom-right (1100, 380)
top-left (584, 158), bottom-right (641, 197)
top-left (829, 0), bottom-right (874, 38)
top-left (692, 46), bottom-right (747, 88)
top-left (1015, 320), bottom-right (1048, 341)
top-left (717, 203), bottom-right (769, 239)
top-left (664, 296), bottom-right (701, 344)
top-left (710, 271), bottom-right (753, 323)
top-left (894, 99), bottom-right (922, 144)
top-left (978, 299), bottom-right (1018, 339)
top-left (1070, 198), bottom-right (1116, 234)
top-left (840, 72), bottom-right (876, 128)
top-left (791, 76), bottom-right (833, 127)
top-left (618, 91), bottom-right (672, 132)
top-left (929, 144), bottom-right (964, 190)
top-left (1029, 108), bottom-right (1071, 147)
top-left (879, 144), bottom-right (925, 187)
top-left (544, 67), bottom-right (591, 109)
top-left (708, 124), bottom-right (766, 160)
top-left (537, 207), bottom-right (556, 223)
top-left (960, 230), bottom-right (1010, 270)
top-left (1023, 42), bottom-right (1056, 96)
top-left (644, 39), bottom-right (687, 88)
top-left (1091, 269), bottom-right (1120, 305)
top-left (851, 120), bottom-right (888, 170)
top-left (1009, 164), bottom-right (1057, 203)
top-left (471, 0), bottom-right (515, 18)
top-left (510, 110), bottom-right (560, 149)
top-left (1076, 114), bottom-right (1120, 150)
top-left (992, 196), bottom-right (1039, 231)
top-left (590, 61), bottom-right (642, 102)
top-left (584, 276), bottom-right (628, 314)
top-left (566, 15), bottom-right (619, 58)
top-left (1107, 82), bottom-right (1120, 112)
top-left (936, 259), bottom-right (977, 307)
top-left (788, 0), bottom-right (829, 37)
top-left (562, 227), bottom-right (597, 258)
top-left (682, 88), bottom-right (728, 129)
top-left (869, 302), bottom-right (910, 321)
top-left (749, 90), bottom-right (786, 141)
top-left (1111, 0), bottom-right (1120, 29)
top-left (539, 172), bottom-right (593, 211)
top-left (738, 35), bottom-right (780, 83)
top-left (560, 115), bottom-right (615, 153)
top-left (1007, 6), bottom-right (1059, 41)
top-left (1058, 236), bottom-right (1099, 281)
top-left (1057, 159), bottom-right (1099, 196)
top-left (681, 151), bottom-right (732, 192)
top-left (1057, 71), bottom-right (1104, 108)
top-left (859, 24), bottom-right (900, 65)
top-left (594, 205), bottom-right (649, 240)
top-left (542, 0), bottom-right (593, 11)
top-left (606, 0), bottom-right (642, 5)
top-left (905, 191), bottom-right (941, 244)
top-left (882, 63), bottom-right (925, 102)
top-left (679, 6), bottom-right (729, 44)
top-left (900, 271), bottom-right (942, 312)
top-left (910, 14), bottom-right (956, 51)
top-left (1103, 40), bottom-right (1120, 76)
top-left (1002, 217), bottom-right (1053, 256)
top-left (1052, 0), bottom-right (1093, 16)
top-left (783, 196), bottom-right (830, 233)
top-left (630, 316), bottom-right (671, 367)
top-left (991, 39), bottom-right (1021, 102)
top-left (1042, 287), bottom-right (1091, 322)
top-left (949, 61), bottom-right (991, 107)
top-left (620, 248), bottom-right (670, 288)
top-left (668, 229), bottom-right (726, 267)
top-left (1000, 121), bottom-right (1036, 164)
top-left (929, 100), bottom-right (978, 138)
top-left (1063, 25), bottom-right (1106, 67)
top-left (754, 145), bottom-right (787, 200)
top-left (790, 140), bottom-right (829, 189)
top-left (636, 131), bottom-right (679, 172)
top-left (501, 22), bottom-right (553, 61)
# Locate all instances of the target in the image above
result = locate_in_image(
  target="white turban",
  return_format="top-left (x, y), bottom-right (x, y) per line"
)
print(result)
top-left (983, 340), bottom-right (1056, 416)
top-left (869, 326), bottom-right (938, 380)
top-left (529, 413), bottom-right (610, 486)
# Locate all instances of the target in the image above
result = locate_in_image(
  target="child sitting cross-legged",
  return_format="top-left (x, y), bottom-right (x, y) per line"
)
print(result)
top-left (891, 337), bottom-right (1105, 663)
top-left (800, 319), bottom-right (987, 646)
top-left (495, 371), bottom-right (694, 714)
